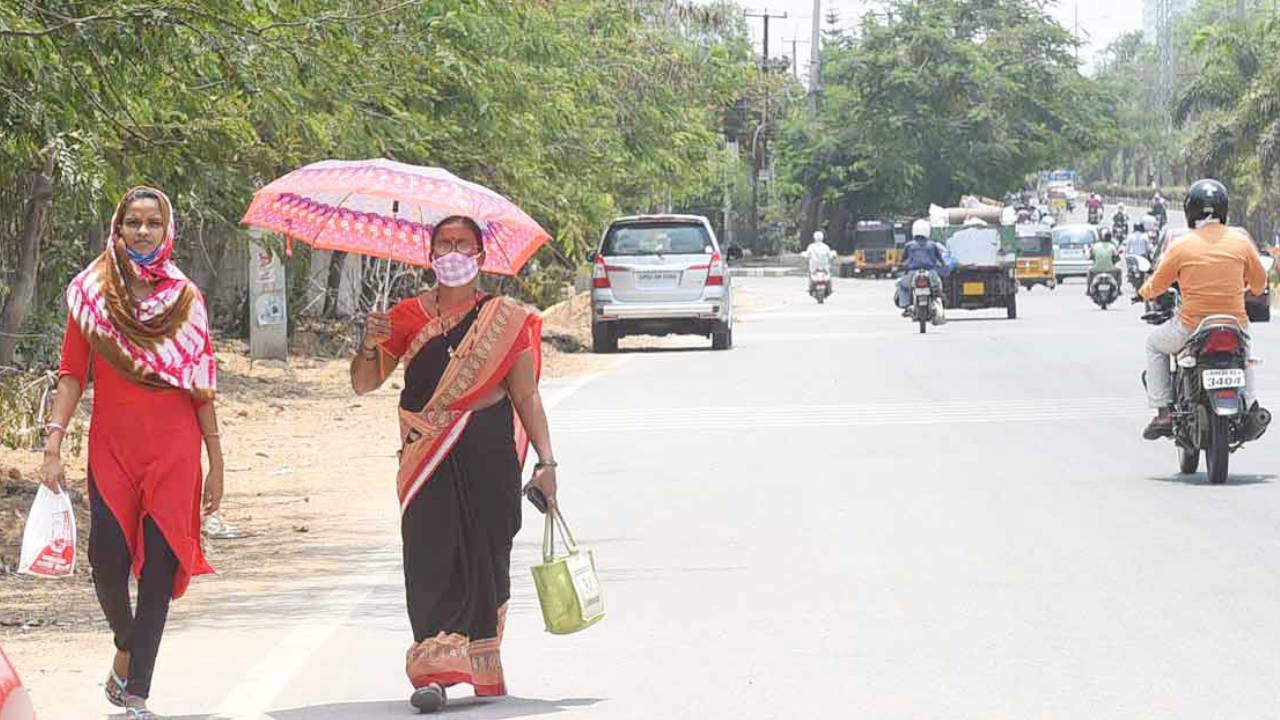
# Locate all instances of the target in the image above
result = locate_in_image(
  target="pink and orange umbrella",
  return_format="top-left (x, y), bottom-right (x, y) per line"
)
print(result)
top-left (240, 159), bottom-right (551, 276)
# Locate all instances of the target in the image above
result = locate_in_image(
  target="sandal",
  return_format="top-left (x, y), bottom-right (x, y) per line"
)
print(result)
top-left (410, 683), bottom-right (447, 714)
top-left (105, 669), bottom-right (127, 708)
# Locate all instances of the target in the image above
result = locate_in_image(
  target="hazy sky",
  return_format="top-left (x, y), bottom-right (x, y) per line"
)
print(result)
top-left (731, 0), bottom-right (1144, 74)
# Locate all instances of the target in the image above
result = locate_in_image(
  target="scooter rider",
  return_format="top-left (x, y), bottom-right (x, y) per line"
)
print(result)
top-left (1124, 216), bottom-right (1155, 259)
top-left (1138, 179), bottom-right (1270, 440)
top-left (1112, 204), bottom-right (1129, 233)
top-left (1087, 227), bottom-right (1122, 294)
top-left (1086, 192), bottom-right (1103, 221)
top-left (895, 219), bottom-right (946, 313)
top-left (1151, 192), bottom-right (1169, 228)
top-left (803, 230), bottom-right (836, 293)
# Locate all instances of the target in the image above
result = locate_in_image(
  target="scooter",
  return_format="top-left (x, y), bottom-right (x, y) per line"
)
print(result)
top-left (1112, 217), bottom-right (1129, 240)
top-left (809, 269), bottom-right (832, 304)
top-left (1126, 254), bottom-right (1152, 294)
top-left (1087, 207), bottom-right (1102, 225)
top-left (1141, 292), bottom-right (1271, 484)
top-left (907, 270), bottom-right (943, 334)
top-left (1089, 272), bottom-right (1120, 310)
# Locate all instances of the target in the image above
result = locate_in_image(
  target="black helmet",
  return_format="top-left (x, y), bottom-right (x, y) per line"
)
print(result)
top-left (1100, 227), bottom-right (1113, 242)
top-left (1184, 179), bottom-right (1229, 227)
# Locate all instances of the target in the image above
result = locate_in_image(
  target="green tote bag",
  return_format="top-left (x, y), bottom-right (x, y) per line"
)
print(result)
top-left (531, 505), bottom-right (605, 635)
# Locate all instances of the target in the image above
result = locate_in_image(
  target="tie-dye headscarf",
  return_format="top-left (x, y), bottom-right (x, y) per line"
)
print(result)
top-left (65, 186), bottom-right (217, 401)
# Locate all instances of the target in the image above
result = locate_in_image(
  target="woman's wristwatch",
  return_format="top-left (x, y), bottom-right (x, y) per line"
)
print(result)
top-left (534, 459), bottom-right (558, 470)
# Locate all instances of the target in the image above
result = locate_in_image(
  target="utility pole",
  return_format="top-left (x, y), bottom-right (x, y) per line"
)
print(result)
top-left (745, 9), bottom-right (788, 71)
top-left (1156, 0), bottom-right (1174, 186)
top-left (745, 9), bottom-right (787, 253)
top-left (808, 0), bottom-right (821, 114)
top-left (788, 36), bottom-right (810, 80)
top-left (1073, 2), bottom-right (1079, 66)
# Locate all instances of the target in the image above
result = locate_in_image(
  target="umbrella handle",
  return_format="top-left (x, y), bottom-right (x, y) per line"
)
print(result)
top-left (381, 201), bottom-right (400, 311)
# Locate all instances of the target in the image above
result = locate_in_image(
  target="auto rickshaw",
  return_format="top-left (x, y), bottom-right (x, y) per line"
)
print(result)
top-left (932, 220), bottom-right (1019, 319)
top-left (852, 220), bottom-right (904, 277)
top-left (1014, 229), bottom-right (1056, 290)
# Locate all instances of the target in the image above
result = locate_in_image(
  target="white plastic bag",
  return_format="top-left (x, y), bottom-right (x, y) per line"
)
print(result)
top-left (18, 485), bottom-right (77, 578)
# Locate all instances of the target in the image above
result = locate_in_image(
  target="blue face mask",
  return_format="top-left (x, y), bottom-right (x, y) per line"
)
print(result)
top-left (126, 244), bottom-right (163, 267)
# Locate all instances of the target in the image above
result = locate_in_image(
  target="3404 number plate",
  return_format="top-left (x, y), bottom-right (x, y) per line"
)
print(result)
top-left (1202, 369), bottom-right (1246, 390)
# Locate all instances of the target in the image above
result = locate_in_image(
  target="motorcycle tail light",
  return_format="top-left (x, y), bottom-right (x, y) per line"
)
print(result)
top-left (914, 275), bottom-right (930, 288)
top-left (1203, 328), bottom-right (1241, 354)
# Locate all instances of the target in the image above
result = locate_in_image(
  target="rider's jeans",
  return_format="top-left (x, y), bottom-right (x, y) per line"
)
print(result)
top-left (1146, 312), bottom-right (1257, 409)
top-left (895, 270), bottom-right (941, 308)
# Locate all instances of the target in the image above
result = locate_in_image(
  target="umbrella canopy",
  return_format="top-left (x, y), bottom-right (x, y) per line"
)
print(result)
top-left (240, 159), bottom-right (551, 276)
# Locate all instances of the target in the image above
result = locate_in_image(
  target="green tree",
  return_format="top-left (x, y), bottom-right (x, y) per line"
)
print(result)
top-left (778, 0), bottom-right (1101, 245)
top-left (0, 0), bottom-right (755, 368)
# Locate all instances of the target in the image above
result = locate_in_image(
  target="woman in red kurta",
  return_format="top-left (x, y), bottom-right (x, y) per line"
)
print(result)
top-left (40, 187), bottom-right (222, 720)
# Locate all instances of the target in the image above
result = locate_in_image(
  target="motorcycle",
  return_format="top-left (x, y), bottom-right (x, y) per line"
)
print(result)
top-left (1087, 207), bottom-right (1102, 225)
top-left (1151, 205), bottom-right (1168, 230)
top-left (1112, 217), bottom-right (1129, 240)
top-left (1126, 254), bottom-right (1152, 294)
top-left (1141, 292), bottom-right (1271, 484)
top-left (907, 270), bottom-right (943, 334)
top-left (809, 269), bottom-right (832, 304)
top-left (1088, 271), bottom-right (1120, 310)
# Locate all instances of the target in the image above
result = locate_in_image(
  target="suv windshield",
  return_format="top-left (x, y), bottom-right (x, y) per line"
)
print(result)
top-left (601, 223), bottom-right (711, 256)
top-left (1053, 228), bottom-right (1094, 246)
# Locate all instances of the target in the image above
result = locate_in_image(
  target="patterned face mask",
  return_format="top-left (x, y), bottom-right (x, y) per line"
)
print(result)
top-left (433, 251), bottom-right (480, 287)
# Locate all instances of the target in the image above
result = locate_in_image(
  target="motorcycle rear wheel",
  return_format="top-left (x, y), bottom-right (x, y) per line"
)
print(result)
top-left (1206, 415), bottom-right (1230, 485)
top-left (918, 317), bottom-right (927, 334)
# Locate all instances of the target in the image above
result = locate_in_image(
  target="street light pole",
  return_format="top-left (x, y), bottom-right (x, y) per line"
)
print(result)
top-left (745, 9), bottom-right (787, 253)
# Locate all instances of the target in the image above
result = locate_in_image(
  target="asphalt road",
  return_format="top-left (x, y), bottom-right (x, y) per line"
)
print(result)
top-left (20, 264), bottom-right (1280, 719)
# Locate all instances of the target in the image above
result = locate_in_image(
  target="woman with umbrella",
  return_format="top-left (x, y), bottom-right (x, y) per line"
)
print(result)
top-left (350, 214), bottom-right (557, 712)
top-left (243, 159), bottom-right (559, 712)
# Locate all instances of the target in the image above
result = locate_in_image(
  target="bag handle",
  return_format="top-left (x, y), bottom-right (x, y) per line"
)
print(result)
top-left (542, 505), bottom-right (579, 563)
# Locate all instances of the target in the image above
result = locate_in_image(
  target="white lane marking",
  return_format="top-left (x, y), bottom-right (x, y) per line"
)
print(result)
top-left (209, 560), bottom-right (401, 720)
top-left (744, 309), bottom-right (885, 320)
top-left (551, 397), bottom-right (1149, 433)
top-left (210, 367), bottom-right (617, 720)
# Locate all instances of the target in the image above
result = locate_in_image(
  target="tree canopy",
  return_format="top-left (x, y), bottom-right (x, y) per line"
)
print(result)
top-left (0, 0), bottom-right (755, 366)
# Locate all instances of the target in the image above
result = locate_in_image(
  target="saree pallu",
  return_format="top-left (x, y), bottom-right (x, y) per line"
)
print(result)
top-left (386, 295), bottom-right (541, 696)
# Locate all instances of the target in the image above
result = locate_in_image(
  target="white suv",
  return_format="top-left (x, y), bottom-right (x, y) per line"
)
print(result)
top-left (590, 215), bottom-right (733, 353)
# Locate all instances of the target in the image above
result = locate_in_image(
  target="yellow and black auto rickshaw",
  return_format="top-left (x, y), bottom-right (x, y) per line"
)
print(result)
top-left (1014, 229), bottom-right (1056, 290)
top-left (853, 220), bottom-right (905, 277)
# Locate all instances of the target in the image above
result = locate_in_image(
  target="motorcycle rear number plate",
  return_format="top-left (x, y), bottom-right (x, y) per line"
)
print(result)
top-left (962, 282), bottom-right (985, 295)
top-left (636, 270), bottom-right (681, 285)
top-left (913, 287), bottom-right (931, 296)
top-left (1202, 369), bottom-right (1245, 390)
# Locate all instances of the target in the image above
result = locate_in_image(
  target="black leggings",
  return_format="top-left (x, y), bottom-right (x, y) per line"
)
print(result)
top-left (88, 480), bottom-right (178, 700)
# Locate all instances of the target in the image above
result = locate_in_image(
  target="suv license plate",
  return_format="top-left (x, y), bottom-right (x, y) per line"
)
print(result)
top-left (962, 282), bottom-right (985, 296)
top-left (636, 270), bottom-right (681, 285)
top-left (1202, 369), bottom-right (1246, 390)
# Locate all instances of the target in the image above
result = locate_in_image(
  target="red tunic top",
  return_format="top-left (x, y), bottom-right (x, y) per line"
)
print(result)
top-left (59, 317), bottom-right (213, 598)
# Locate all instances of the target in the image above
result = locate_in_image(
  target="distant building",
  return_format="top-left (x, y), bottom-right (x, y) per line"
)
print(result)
top-left (1143, 0), bottom-right (1193, 40)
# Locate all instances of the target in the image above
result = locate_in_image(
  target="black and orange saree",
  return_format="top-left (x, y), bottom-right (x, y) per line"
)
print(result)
top-left (377, 293), bottom-right (541, 696)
